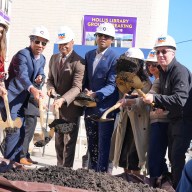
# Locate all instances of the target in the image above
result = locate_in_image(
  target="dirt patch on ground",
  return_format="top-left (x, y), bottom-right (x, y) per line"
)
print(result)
top-left (0, 166), bottom-right (168, 192)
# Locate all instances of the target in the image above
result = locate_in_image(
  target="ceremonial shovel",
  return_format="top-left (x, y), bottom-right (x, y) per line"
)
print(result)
top-left (1, 93), bottom-right (22, 130)
top-left (124, 72), bottom-right (155, 106)
top-left (33, 97), bottom-right (50, 147)
top-left (87, 102), bottom-right (122, 122)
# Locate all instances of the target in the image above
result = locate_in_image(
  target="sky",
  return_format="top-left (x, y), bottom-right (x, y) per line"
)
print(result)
top-left (168, 0), bottom-right (192, 71)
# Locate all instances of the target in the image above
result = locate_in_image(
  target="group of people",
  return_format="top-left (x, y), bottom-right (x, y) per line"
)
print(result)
top-left (0, 18), bottom-right (191, 190)
top-left (0, 22), bottom-right (85, 170)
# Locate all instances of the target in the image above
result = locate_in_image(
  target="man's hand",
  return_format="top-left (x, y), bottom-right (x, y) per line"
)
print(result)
top-left (30, 86), bottom-right (44, 101)
top-left (118, 94), bottom-right (136, 107)
top-left (0, 86), bottom-right (7, 97)
top-left (47, 88), bottom-right (56, 98)
top-left (34, 75), bottom-right (43, 85)
top-left (84, 88), bottom-right (96, 98)
top-left (53, 98), bottom-right (66, 108)
top-left (154, 108), bottom-right (164, 115)
top-left (143, 93), bottom-right (154, 104)
top-left (118, 94), bottom-right (128, 107)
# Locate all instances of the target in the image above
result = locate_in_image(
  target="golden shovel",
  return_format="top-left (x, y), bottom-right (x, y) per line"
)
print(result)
top-left (33, 104), bottom-right (59, 147)
top-left (116, 72), bottom-right (132, 94)
top-left (0, 93), bottom-right (22, 130)
top-left (87, 91), bottom-right (139, 122)
top-left (47, 104), bottom-right (59, 139)
top-left (87, 102), bottom-right (122, 122)
top-left (124, 72), bottom-right (155, 105)
top-left (33, 97), bottom-right (49, 146)
top-left (123, 72), bottom-right (147, 97)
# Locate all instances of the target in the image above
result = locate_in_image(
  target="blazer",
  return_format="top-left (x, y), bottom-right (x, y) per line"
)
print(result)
top-left (24, 80), bottom-right (45, 117)
top-left (1, 47), bottom-right (46, 119)
top-left (47, 50), bottom-right (85, 122)
top-left (84, 47), bottom-right (119, 117)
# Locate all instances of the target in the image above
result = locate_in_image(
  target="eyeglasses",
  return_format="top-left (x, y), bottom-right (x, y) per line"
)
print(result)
top-left (34, 40), bottom-right (47, 46)
top-left (97, 33), bottom-right (111, 39)
top-left (146, 62), bottom-right (158, 68)
top-left (156, 49), bottom-right (174, 55)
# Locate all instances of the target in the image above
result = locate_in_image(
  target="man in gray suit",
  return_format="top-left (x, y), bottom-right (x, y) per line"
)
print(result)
top-left (47, 26), bottom-right (85, 167)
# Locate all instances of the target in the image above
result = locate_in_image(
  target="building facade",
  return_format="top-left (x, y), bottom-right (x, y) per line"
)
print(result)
top-left (8, 0), bottom-right (169, 74)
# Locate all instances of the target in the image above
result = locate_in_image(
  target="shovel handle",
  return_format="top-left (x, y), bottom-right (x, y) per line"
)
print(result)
top-left (39, 97), bottom-right (44, 128)
top-left (54, 105), bottom-right (60, 119)
top-left (136, 89), bottom-right (146, 98)
top-left (2, 93), bottom-right (14, 128)
top-left (101, 102), bottom-right (122, 119)
top-left (136, 89), bottom-right (154, 106)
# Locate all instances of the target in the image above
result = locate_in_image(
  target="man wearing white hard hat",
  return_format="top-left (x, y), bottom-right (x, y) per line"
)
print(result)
top-left (0, 26), bottom-right (49, 164)
top-left (47, 26), bottom-right (85, 167)
top-left (143, 34), bottom-right (192, 189)
top-left (83, 22), bottom-right (119, 172)
top-left (144, 49), bottom-right (170, 179)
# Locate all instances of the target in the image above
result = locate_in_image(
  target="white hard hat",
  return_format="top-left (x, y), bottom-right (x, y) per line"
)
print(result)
top-left (125, 47), bottom-right (145, 61)
top-left (0, 17), bottom-right (8, 31)
top-left (55, 26), bottom-right (74, 44)
top-left (95, 22), bottom-right (115, 38)
top-left (145, 49), bottom-right (157, 62)
top-left (30, 26), bottom-right (50, 41)
top-left (154, 34), bottom-right (176, 50)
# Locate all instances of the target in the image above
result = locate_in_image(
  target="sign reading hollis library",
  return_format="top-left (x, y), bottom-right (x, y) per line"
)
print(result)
top-left (82, 15), bottom-right (137, 48)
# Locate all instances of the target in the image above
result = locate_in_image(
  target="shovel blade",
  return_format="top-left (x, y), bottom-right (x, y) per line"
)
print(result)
top-left (49, 119), bottom-right (75, 134)
top-left (0, 117), bottom-right (22, 130)
top-left (33, 126), bottom-right (51, 147)
top-left (33, 132), bottom-right (52, 147)
top-left (33, 132), bottom-right (44, 144)
top-left (74, 100), bottom-right (96, 107)
top-left (33, 137), bottom-right (52, 147)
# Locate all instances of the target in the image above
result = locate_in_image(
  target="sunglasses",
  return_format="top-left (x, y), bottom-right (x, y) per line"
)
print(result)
top-left (34, 40), bottom-right (47, 46)
top-left (97, 33), bottom-right (111, 39)
top-left (156, 49), bottom-right (173, 55)
top-left (146, 62), bottom-right (158, 68)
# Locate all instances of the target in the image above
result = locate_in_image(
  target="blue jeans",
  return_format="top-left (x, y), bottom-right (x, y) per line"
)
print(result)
top-left (85, 117), bottom-right (114, 172)
top-left (176, 159), bottom-right (192, 192)
top-left (148, 122), bottom-right (169, 177)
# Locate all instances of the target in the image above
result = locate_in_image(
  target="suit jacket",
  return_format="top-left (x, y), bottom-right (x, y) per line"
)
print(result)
top-left (24, 80), bottom-right (45, 117)
top-left (84, 47), bottom-right (119, 117)
top-left (1, 47), bottom-right (46, 119)
top-left (47, 50), bottom-right (85, 122)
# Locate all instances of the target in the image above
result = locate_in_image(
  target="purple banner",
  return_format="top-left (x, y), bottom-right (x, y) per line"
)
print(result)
top-left (82, 15), bottom-right (137, 47)
top-left (0, 11), bottom-right (10, 22)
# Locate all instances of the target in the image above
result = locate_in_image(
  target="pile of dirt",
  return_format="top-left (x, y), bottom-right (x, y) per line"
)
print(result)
top-left (0, 166), bottom-right (167, 192)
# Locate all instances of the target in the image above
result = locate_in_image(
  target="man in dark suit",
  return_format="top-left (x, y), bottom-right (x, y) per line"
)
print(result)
top-left (1, 26), bottom-right (49, 162)
top-left (47, 26), bottom-right (85, 167)
top-left (84, 22), bottom-right (119, 172)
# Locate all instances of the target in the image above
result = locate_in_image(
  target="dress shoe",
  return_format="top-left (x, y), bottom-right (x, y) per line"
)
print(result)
top-left (27, 158), bottom-right (38, 164)
top-left (20, 158), bottom-right (32, 166)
